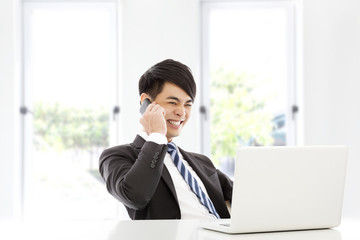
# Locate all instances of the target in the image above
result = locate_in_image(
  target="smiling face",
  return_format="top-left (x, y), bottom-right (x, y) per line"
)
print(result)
top-left (153, 82), bottom-right (193, 142)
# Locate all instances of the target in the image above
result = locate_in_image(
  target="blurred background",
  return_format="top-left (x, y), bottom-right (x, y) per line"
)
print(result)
top-left (1, 0), bottom-right (359, 221)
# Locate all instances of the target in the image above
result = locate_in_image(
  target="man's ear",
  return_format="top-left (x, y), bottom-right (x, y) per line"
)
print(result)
top-left (140, 93), bottom-right (151, 104)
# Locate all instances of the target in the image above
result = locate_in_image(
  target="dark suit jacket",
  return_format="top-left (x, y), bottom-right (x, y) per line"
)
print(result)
top-left (99, 135), bottom-right (233, 220)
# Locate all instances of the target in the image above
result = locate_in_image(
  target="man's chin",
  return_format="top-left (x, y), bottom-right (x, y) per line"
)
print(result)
top-left (166, 132), bottom-right (181, 141)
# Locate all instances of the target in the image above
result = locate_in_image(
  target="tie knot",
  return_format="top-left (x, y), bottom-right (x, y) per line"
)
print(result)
top-left (167, 142), bottom-right (176, 153)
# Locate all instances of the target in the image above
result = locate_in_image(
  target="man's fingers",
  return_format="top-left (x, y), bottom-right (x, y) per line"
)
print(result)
top-left (148, 103), bottom-right (162, 113)
top-left (146, 103), bottom-right (155, 112)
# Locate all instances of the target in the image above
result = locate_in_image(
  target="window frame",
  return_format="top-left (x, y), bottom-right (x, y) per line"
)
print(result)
top-left (20, 0), bottom-right (123, 220)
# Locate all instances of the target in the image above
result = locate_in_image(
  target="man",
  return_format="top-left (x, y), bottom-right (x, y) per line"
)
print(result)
top-left (99, 59), bottom-right (233, 220)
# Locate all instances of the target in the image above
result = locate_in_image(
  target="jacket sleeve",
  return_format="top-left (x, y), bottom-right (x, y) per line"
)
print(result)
top-left (216, 169), bottom-right (233, 203)
top-left (99, 141), bottom-right (167, 210)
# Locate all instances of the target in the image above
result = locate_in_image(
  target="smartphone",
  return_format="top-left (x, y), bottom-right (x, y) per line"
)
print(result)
top-left (139, 98), bottom-right (151, 115)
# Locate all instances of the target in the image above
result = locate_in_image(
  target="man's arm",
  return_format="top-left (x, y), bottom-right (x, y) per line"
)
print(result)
top-left (216, 169), bottom-right (233, 202)
top-left (100, 99), bottom-right (168, 210)
top-left (217, 169), bottom-right (233, 215)
top-left (99, 141), bottom-right (167, 210)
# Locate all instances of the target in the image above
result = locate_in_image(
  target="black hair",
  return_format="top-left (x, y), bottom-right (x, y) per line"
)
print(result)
top-left (138, 59), bottom-right (196, 101)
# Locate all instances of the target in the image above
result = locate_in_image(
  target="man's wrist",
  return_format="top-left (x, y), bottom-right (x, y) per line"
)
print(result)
top-left (147, 132), bottom-right (167, 145)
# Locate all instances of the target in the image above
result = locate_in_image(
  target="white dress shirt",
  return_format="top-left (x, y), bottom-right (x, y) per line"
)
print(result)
top-left (138, 131), bottom-right (217, 220)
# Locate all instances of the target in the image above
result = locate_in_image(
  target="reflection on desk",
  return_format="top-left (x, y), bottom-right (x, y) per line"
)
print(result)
top-left (108, 220), bottom-right (341, 240)
top-left (197, 228), bottom-right (340, 240)
top-left (1, 218), bottom-right (359, 240)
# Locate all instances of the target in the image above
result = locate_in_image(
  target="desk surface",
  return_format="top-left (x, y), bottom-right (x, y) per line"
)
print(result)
top-left (1, 218), bottom-right (359, 240)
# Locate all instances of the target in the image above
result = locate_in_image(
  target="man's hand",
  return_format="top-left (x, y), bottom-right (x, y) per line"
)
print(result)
top-left (140, 102), bottom-right (167, 136)
top-left (225, 200), bottom-right (231, 213)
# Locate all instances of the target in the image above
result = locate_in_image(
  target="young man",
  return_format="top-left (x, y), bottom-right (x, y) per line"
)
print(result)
top-left (99, 59), bottom-right (233, 220)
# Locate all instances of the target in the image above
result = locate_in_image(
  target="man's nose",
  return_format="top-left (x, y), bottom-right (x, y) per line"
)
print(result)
top-left (175, 105), bottom-right (186, 117)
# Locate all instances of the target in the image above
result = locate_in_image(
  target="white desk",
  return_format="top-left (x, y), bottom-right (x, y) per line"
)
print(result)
top-left (1, 218), bottom-right (359, 240)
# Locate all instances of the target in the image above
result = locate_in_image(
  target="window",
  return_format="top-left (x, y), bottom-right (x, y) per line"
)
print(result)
top-left (201, 0), bottom-right (299, 176)
top-left (22, 1), bottom-right (124, 220)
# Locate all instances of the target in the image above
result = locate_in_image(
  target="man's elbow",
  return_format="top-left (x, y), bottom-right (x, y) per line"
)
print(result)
top-left (107, 180), bottom-right (151, 210)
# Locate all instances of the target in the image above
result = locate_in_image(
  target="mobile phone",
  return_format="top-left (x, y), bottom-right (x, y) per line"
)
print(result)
top-left (139, 98), bottom-right (151, 115)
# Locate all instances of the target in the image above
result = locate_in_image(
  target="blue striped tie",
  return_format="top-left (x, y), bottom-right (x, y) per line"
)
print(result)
top-left (167, 142), bottom-right (220, 219)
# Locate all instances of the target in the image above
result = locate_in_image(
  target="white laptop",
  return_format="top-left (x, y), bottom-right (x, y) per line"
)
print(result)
top-left (201, 146), bottom-right (348, 234)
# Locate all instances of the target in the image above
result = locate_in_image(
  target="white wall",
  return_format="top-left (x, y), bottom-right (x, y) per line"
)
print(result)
top-left (303, 0), bottom-right (360, 218)
top-left (0, 0), bottom-right (21, 219)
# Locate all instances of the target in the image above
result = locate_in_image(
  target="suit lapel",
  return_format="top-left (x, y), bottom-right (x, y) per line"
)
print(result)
top-left (160, 164), bottom-right (178, 203)
top-left (179, 148), bottom-right (221, 197)
top-left (179, 148), bottom-right (209, 178)
top-left (132, 135), bottom-right (178, 203)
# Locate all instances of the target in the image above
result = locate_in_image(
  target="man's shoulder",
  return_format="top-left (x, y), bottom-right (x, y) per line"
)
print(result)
top-left (181, 149), bottom-right (215, 167)
top-left (190, 151), bottom-right (210, 161)
top-left (103, 143), bottom-right (135, 153)
top-left (99, 134), bottom-right (165, 162)
top-left (99, 142), bottom-right (138, 161)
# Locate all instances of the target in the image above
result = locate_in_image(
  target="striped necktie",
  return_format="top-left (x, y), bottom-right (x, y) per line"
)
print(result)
top-left (167, 142), bottom-right (220, 219)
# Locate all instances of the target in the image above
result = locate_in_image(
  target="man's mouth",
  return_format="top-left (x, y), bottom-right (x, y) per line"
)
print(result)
top-left (168, 120), bottom-right (183, 126)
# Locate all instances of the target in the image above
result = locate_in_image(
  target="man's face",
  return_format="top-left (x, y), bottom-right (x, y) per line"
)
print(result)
top-left (154, 82), bottom-right (193, 142)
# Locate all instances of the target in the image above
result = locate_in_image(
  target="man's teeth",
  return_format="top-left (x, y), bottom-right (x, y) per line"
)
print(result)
top-left (168, 120), bottom-right (181, 126)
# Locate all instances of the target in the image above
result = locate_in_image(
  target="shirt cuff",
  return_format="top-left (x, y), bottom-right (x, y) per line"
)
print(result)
top-left (147, 133), bottom-right (167, 145)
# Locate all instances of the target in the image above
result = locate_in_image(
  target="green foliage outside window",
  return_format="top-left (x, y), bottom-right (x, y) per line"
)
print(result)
top-left (210, 68), bottom-right (274, 165)
top-left (33, 102), bottom-right (109, 155)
